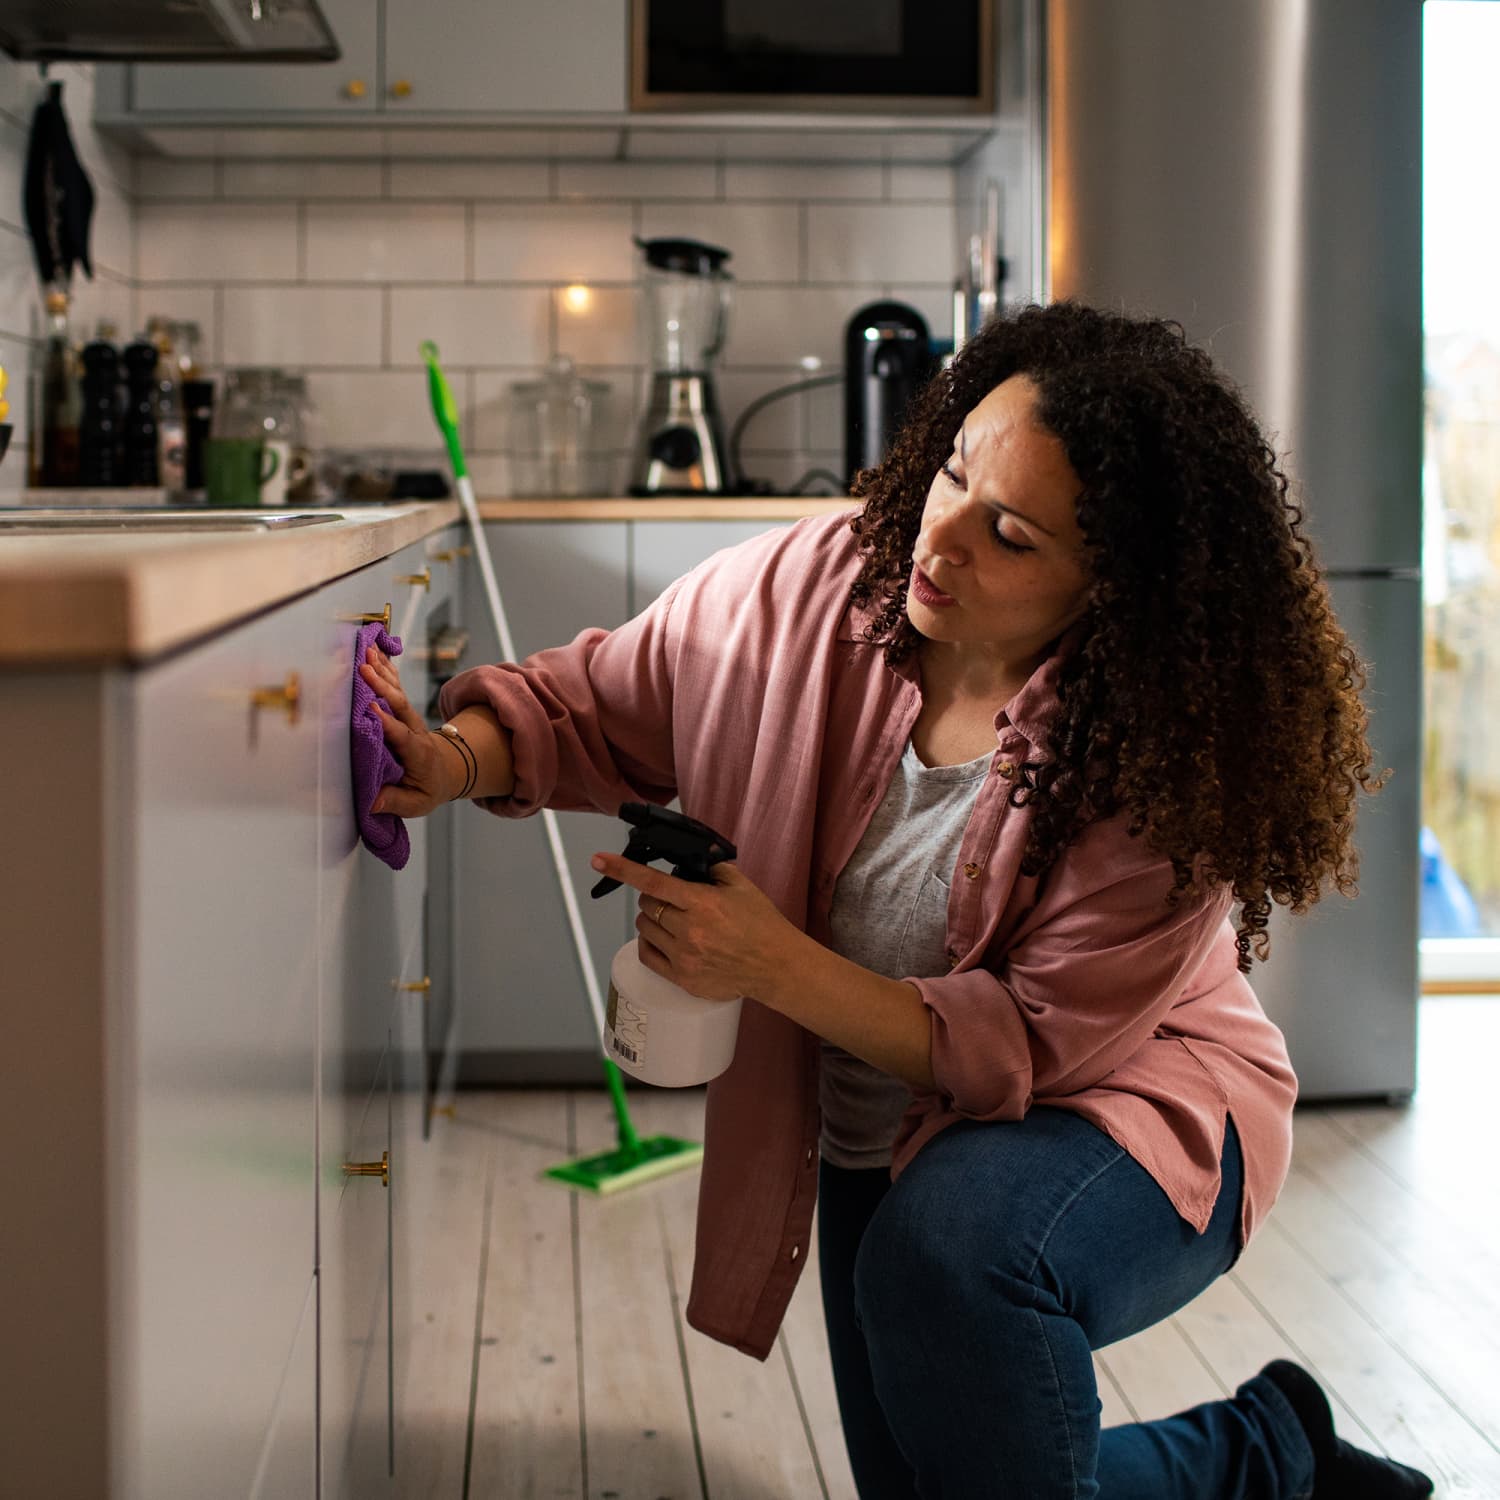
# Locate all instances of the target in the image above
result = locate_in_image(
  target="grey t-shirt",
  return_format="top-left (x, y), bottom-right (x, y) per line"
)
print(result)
top-left (821, 738), bottom-right (993, 1169)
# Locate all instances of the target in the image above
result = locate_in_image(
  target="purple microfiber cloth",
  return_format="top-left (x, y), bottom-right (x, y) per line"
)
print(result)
top-left (351, 619), bottom-right (410, 871)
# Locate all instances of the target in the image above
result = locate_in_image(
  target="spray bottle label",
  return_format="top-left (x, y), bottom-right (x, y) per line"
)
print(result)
top-left (606, 980), bottom-right (646, 1066)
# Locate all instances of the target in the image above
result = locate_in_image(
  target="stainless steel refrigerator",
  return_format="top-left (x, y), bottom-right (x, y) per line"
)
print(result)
top-left (1046, 0), bottom-right (1423, 1100)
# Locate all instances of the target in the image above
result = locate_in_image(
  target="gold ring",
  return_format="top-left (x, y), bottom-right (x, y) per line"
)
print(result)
top-left (654, 899), bottom-right (668, 925)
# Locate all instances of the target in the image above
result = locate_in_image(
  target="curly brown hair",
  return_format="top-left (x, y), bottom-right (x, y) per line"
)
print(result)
top-left (848, 301), bottom-right (1386, 972)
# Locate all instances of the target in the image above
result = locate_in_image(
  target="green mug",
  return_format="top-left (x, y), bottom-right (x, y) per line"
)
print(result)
top-left (204, 437), bottom-right (280, 507)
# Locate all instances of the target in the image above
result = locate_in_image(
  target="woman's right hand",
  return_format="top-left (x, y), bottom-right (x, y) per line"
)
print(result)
top-left (360, 643), bottom-right (465, 818)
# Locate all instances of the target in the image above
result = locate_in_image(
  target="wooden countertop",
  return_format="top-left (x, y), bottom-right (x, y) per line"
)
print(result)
top-left (0, 496), bottom-right (855, 667)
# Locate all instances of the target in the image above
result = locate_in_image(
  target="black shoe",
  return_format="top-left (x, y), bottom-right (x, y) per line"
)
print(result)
top-left (1260, 1359), bottom-right (1435, 1498)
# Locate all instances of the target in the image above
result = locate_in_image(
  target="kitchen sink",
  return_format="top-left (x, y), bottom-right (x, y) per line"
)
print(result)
top-left (0, 507), bottom-right (347, 534)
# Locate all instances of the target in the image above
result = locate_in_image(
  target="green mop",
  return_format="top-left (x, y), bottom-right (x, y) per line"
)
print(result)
top-left (420, 341), bottom-right (704, 1195)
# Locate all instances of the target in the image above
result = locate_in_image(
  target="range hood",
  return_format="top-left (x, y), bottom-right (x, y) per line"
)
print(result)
top-left (0, 0), bottom-right (340, 64)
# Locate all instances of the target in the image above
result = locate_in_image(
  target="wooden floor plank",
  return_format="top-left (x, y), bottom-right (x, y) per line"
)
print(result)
top-left (567, 1085), bottom-right (707, 1500)
top-left (1230, 1217), bottom-right (1500, 1498)
top-left (1270, 1152), bottom-right (1500, 1455)
top-left (392, 1096), bottom-right (495, 1499)
top-left (628, 1085), bottom-right (832, 1500)
top-left (467, 1091), bottom-right (588, 1500)
top-left (782, 1209), bottom-right (861, 1500)
top-left (1096, 1316), bottom-right (1229, 1426)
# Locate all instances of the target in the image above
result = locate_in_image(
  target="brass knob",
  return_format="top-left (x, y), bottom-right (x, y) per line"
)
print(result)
top-left (251, 671), bottom-right (301, 725)
top-left (344, 78), bottom-right (367, 99)
top-left (340, 602), bottom-right (391, 630)
top-left (398, 976), bottom-right (432, 994)
top-left (432, 546), bottom-right (473, 563)
top-left (396, 567), bottom-right (431, 590)
top-left (390, 78), bottom-right (413, 99)
top-left (343, 1151), bottom-right (389, 1187)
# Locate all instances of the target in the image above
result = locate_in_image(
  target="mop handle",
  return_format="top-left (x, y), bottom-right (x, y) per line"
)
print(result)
top-left (450, 471), bottom-right (613, 1044)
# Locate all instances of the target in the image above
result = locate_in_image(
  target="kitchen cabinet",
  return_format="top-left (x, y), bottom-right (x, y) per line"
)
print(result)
top-left (120, 0), bottom-right (624, 118)
top-left (130, 0), bottom-right (378, 114)
top-left (454, 517), bottom-right (792, 1084)
top-left (2, 516), bottom-right (463, 1498)
top-left (93, 0), bottom-right (997, 161)
top-left (383, 0), bottom-right (627, 114)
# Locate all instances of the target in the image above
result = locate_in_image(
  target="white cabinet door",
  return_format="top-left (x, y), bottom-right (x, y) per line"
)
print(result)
top-left (453, 522), bottom-right (632, 1078)
top-left (251, 1276), bottom-right (318, 1500)
top-left (129, 588), bottom-right (322, 1499)
top-left (130, 0), bottom-right (378, 113)
top-left (383, 0), bottom-right (628, 113)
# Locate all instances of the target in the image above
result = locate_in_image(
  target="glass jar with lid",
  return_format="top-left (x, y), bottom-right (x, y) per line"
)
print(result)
top-left (506, 355), bottom-right (611, 497)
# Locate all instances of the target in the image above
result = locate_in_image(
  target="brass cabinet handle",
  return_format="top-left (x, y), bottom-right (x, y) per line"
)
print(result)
top-left (398, 976), bottom-right (432, 994)
top-left (251, 671), bottom-right (301, 726)
top-left (432, 546), bottom-right (473, 563)
top-left (339, 602), bottom-right (391, 630)
top-left (343, 1151), bottom-right (389, 1187)
top-left (396, 567), bottom-right (431, 590)
top-left (390, 78), bottom-right (413, 99)
top-left (344, 78), bottom-right (367, 99)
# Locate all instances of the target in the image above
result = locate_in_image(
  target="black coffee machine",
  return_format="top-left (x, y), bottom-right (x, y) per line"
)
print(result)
top-left (844, 301), bottom-right (934, 484)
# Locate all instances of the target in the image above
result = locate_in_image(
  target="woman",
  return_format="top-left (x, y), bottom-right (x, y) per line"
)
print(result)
top-left (363, 303), bottom-right (1433, 1499)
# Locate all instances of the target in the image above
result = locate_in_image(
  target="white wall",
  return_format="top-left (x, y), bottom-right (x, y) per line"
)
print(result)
top-left (0, 61), bottom-right (135, 497)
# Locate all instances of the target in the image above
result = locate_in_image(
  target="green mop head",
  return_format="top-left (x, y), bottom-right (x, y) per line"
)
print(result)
top-left (544, 1133), bottom-right (704, 1196)
top-left (542, 1058), bottom-right (704, 1195)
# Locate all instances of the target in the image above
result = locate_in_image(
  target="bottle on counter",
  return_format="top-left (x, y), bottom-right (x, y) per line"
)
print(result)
top-left (121, 338), bottom-right (161, 486)
top-left (145, 319), bottom-right (186, 493)
top-left (31, 289), bottom-right (82, 488)
top-left (78, 337), bottom-right (123, 487)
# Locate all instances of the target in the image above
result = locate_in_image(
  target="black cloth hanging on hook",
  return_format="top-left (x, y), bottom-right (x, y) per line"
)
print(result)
top-left (23, 79), bottom-right (95, 288)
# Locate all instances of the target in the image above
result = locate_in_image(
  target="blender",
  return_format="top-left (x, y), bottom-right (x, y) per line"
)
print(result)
top-left (629, 236), bottom-right (734, 495)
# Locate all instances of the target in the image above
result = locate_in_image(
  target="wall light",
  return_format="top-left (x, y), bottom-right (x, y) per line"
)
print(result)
top-left (562, 283), bottom-right (593, 315)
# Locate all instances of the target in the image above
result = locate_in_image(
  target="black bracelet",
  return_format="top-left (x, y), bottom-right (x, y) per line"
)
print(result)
top-left (438, 724), bottom-right (477, 799)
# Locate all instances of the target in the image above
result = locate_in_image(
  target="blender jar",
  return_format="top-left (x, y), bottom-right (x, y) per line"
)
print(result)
top-left (637, 236), bottom-right (732, 374)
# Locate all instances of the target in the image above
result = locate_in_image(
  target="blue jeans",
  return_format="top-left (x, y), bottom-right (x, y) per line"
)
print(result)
top-left (817, 1109), bottom-right (1315, 1499)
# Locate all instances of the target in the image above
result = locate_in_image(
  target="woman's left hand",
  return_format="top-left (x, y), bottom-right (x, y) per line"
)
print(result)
top-left (590, 851), bottom-right (804, 1003)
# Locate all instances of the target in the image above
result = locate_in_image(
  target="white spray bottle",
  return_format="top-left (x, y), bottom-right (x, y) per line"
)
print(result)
top-left (592, 803), bottom-right (742, 1088)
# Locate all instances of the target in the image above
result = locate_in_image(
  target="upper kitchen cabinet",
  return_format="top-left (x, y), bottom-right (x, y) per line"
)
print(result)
top-left (95, 0), bottom-right (1013, 162)
top-left (129, 0), bottom-right (378, 114)
top-left (112, 0), bottom-right (625, 119)
top-left (383, 0), bottom-right (626, 114)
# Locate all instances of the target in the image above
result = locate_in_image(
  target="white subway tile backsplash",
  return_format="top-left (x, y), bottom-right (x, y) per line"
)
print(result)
top-left (388, 160), bottom-right (550, 198)
top-left (305, 202), bottom-right (466, 284)
top-left (472, 204), bottom-right (636, 283)
top-left (556, 161), bottom-right (717, 200)
top-left (807, 203), bottom-right (955, 286)
top-left (389, 285), bottom-right (549, 368)
top-left (717, 370), bottom-right (805, 453)
top-left (68, 274), bottom-right (136, 345)
top-left (0, 226), bottom-right (38, 339)
top-left (554, 285), bottom-right (638, 366)
top-left (222, 160), bottom-right (383, 199)
top-left (637, 202), bottom-right (799, 284)
top-left (135, 158), bottom-right (217, 200)
top-left (223, 285), bottom-right (383, 367)
top-left (723, 164), bottom-right (882, 201)
top-left (0, 117), bottom-right (27, 236)
top-left (722, 285), bottom-right (871, 369)
top-left (138, 202), bottom-right (298, 283)
top-left (888, 166), bottom-right (957, 201)
top-left (305, 370), bottom-right (455, 449)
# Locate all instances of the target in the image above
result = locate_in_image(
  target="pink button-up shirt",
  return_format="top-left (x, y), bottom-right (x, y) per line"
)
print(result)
top-left (438, 512), bottom-right (1298, 1361)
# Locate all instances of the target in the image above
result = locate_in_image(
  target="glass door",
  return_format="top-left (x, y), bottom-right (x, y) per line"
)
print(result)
top-left (1422, 2), bottom-right (1500, 986)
